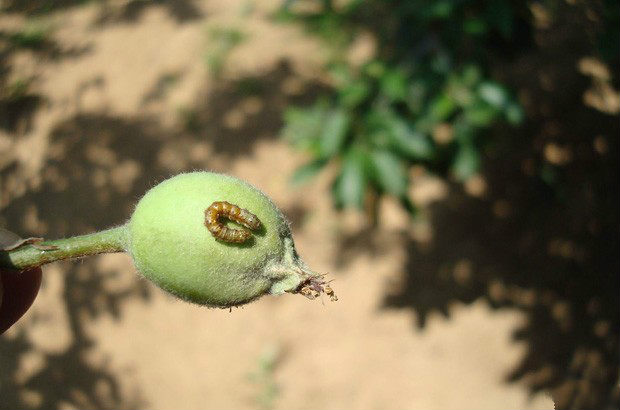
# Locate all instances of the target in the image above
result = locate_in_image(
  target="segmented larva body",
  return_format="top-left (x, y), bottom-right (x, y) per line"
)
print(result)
top-left (204, 201), bottom-right (262, 243)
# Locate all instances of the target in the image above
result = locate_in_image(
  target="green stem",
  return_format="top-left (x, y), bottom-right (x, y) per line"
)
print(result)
top-left (0, 225), bottom-right (128, 271)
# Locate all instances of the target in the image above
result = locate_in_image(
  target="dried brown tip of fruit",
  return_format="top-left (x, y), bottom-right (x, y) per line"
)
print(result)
top-left (294, 274), bottom-right (338, 302)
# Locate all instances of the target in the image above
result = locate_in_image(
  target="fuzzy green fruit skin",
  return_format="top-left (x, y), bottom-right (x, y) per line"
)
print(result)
top-left (128, 172), bottom-right (306, 307)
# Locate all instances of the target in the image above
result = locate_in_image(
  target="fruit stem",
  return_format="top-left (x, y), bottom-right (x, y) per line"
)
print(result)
top-left (0, 225), bottom-right (128, 271)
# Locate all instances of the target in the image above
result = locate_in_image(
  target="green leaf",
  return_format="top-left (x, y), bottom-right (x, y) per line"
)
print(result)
top-left (282, 102), bottom-right (328, 152)
top-left (461, 65), bottom-right (482, 87)
top-left (381, 69), bottom-right (408, 101)
top-left (505, 102), bottom-right (524, 125)
top-left (406, 80), bottom-right (428, 114)
top-left (423, 0), bottom-right (455, 19)
top-left (364, 60), bottom-right (385, 78)
top-left (447, 74), bottom-right (475, 108)
top-left (452, 143), bottom-right (480, 181)
top-left (386, 117), bottom-right (433, 160)
top-left (464, 18), bottom-right (488, 35)
top-left (452, 117), bottom-right (474, 143)
top-left (290, 159), bottom-right (328, 186)
top-left (430, 52), bottom-right (451, 74)
top-left (319, 109), bottom-right (350, 158)
top-left (328, 62), bottom-right (352, 86)
top-left (464, 103), bottom-right (498, 127)
top-left (399, 195), bottom-right (418, 217)
top-left (340, 80), bottom-right (371, 108)
top-left (478, 82), bottom-right (509, 108)
top-left (369, 150), bottom-right (408, 197)
top-left (335, 150), bottom-right (367, 208)
top-left (428, 93), bottom-right (457, 122)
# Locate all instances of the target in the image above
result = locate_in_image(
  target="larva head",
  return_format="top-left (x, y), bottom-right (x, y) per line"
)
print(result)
top-left (126, 172), bottom-right (324, 308)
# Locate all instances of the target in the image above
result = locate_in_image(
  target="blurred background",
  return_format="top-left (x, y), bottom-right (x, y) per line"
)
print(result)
top-left (0, 0), bottom-right (617, 409)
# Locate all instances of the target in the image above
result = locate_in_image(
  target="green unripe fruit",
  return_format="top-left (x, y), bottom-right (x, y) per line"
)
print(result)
top-left (0, 172), bottom-right (334, 309)
top-left (127, 172), bottom-right (326, 308)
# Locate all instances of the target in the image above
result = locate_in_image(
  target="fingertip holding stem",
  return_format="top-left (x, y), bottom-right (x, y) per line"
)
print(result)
top-left (0, 267), bottom-right (42, 334)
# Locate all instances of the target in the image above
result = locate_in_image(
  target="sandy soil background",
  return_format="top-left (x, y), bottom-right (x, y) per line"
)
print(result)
top-left (3, 1), bottom-right (614, 409)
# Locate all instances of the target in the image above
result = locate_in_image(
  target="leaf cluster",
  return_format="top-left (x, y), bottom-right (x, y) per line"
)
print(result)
top-left (280, 0), bottom-right (526, 214)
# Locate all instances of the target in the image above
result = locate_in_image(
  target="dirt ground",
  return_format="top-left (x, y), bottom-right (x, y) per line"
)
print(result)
top-left (0, 1), bottom-right (575, 408)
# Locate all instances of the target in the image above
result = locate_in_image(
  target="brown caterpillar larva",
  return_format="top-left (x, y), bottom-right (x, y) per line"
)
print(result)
top-left (204, 201), bottom-right (262, 243)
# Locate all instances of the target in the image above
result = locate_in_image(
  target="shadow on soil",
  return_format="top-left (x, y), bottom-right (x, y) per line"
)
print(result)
top-left (1, 0), bottom-right (204, 23)
top-left (378, 6), bottom-right (619, 409)
top-left (0, 0), bottom-right (203, 135)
